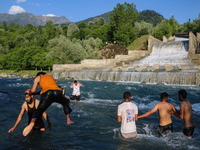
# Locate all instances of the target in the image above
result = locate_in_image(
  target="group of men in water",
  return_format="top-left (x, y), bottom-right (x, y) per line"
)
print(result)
top-left (8, 72), bottom-right (82, 136)
top-left (8, 71), bottom-right (194, 139)
top-left (118, 90), bottom-right (194, 139)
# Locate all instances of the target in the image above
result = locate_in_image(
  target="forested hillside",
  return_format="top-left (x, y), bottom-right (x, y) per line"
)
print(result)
top-left (0, 2), bottom-right (199, 71)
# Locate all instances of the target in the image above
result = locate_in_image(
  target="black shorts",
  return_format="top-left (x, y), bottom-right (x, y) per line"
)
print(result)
top-left (32, 90), bottom-right (72, 119)
top-left (183, 126), bottom-right (195, 137)
top-left (70, 95), bottom-right (80, 101)
top-left (159, 123), bottom-right (173, 133)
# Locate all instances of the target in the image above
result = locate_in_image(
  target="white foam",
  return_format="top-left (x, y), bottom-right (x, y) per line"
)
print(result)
top-left (192, 103), bottom-right (200, 113)
top-left (8, 83), bottom-right (31, 87)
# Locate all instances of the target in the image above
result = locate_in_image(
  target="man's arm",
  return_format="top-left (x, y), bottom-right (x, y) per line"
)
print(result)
top-left (135, 114), bottom-right (138, 121)
top-left (8, 104), bottom-right (26, 133)
top-left (138, 105), bottom-right (158, 119)
top-left (174, 103), bottom-right (184, 119)
top-left (77, 81), bottom-right (82, 86)
top-left (117, 115), bottom-right (122, 122)
top-left (70, 82), bottom-right (74, 88)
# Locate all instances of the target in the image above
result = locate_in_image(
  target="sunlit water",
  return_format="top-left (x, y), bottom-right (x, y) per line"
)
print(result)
top-left (0, 77), bottom-right (200, 149)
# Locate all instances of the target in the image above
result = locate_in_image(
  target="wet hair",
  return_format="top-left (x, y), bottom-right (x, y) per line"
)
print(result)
top-left (123, 91), bottom-right (131, 99)
top-left (24, 92), bottom-right (31, 96)
top-left (178, 89), bottom-right (187, 99)
top-left (36, 72), bottom-right (46, 77)
top-left (74, 80), bottom-right (77, 83)
top-left (160, 92), bottom-right (169, 100)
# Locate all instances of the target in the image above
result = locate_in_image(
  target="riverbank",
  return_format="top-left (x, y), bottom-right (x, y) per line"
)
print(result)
top-left (0, 70), bottom-right (52, 78)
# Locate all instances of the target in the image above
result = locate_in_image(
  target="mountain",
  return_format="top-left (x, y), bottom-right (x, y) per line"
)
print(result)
top-left (75, 10), bottom-right (164, 26)
top-left (75, 11), bottom-right (112, 25)
top-left (0, 13), bottom-right (71, 26)
top-left (138, 10), bottom-right (165, 26)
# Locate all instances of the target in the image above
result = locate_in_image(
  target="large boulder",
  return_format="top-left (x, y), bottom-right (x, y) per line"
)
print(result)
top-left (100, 44), bottom-right (128, 59)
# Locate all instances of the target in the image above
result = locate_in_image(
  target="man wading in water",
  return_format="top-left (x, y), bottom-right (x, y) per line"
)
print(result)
top-left (138, 92), bottom-right (176, 134)
top-left (174, 90), bottom-right (194, 138)
top-left (23, 72), bottom-right (74, 136)
top-left (8, 92), bottom-right (51, 133)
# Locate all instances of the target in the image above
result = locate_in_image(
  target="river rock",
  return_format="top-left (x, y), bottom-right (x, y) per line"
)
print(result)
top-left (0, 73), bottom-right (8, 78)
top-left (135, 67), bottom-right (144, 72)
top-left (165, 64), bottom-right (174, 72)
top-left (22, 74), bottom-right (30, 78)
top-left (178, 66), bottom-right (190, 70)
top-left (122, 68), bottom-right (129, 72)
top-left (157, 82), bottom-right (165, 85)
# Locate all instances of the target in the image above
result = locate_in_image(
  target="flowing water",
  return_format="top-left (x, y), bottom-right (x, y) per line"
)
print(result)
top-left (0, 77), bottom-right (200, 149)
top-left (134, 40), bottom-right (190, 66)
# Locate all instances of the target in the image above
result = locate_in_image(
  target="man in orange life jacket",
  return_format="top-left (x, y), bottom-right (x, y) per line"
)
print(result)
top-left (8, 92), bottom-right (51, 133)
top-left (23, 72), bottom-right (74, 136)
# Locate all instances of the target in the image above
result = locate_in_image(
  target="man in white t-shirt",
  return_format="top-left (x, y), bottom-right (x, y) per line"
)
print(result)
top-left (70, 80), bottom-right (82, 102)
top-left (117, 91), bottom-right (138, 138)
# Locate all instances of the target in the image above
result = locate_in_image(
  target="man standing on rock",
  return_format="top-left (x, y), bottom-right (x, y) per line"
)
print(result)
top-left (174, 89), bottom-right (194, 138)
top-left (23, 72), bottom-right (74, 136)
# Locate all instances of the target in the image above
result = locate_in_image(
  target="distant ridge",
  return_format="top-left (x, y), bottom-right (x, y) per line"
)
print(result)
top-left (75, 10), bottom-right (165, 26)
top-left (75, 11), bottom-right (112, 25)
top-left (0, 13), bottom-right (71, 26)
top-left (0, 9), bottom-right (165, 27)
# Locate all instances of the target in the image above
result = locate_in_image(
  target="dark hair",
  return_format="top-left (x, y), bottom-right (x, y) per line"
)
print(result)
top-left (160, 92), bottom-right (169, 100)
top-left (123, 91), bottom-right (131, 99)
top-left (178, 89), bottom-right (187, 99)
top-left (74, 80), bottom-right (77, 83)
top-left (36, 72), bottom-right (46, 77)
top-left (24, 93), bottom-right (31, 96)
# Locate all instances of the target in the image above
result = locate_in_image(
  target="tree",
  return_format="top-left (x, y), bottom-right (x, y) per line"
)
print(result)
top-left (67, 23), bottom-right (79, 37)
top-left (94, 17), bottom-right (106, 26)
top-left (110, 2), bottom-right (139, 45)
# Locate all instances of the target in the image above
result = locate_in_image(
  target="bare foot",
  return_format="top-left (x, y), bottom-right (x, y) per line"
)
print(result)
top-left (67, 120), bottom-right (74, 125)
top-left (23, 123), bottom-right (34, 136)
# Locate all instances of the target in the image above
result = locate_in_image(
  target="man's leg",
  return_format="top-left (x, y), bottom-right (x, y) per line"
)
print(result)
top-left (55, 91), bottom-right (74, 125)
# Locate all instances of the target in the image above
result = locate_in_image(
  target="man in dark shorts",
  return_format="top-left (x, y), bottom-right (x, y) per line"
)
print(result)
top-left (138, 92), bottom-right (176, 134)
top-left (8, 92), bottom-right (51, 133)
top-left (23, 72), bottom-right (74, 136)
top-left (174, 90), bottom-right (194, 138)
top-left (70, 80), bottom-right (82, 102)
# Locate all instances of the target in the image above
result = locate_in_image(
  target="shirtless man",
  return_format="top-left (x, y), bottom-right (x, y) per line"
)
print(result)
top-left (138, 92), bottom-right (176, 134)
top-left (174, 89), bottom-right (194, 138)
top-left (23, 72), bottom-right (74, 136)
top-left (8, 92), bottom-right (51, 133)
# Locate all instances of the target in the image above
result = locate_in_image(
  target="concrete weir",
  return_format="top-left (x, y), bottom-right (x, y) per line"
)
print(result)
top-left (53, 71), bottom-right (200, 86)
top-left (53, 33), bottom-right (200, 86)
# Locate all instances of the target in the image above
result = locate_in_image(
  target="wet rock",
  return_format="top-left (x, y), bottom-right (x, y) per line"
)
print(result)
top-left (165, 64), bottom-right (174, 72)
top-left (157, 82), bottom-right (165, 85)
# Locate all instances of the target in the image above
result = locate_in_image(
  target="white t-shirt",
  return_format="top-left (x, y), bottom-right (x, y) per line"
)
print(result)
top-left (71, 83), bottom-right (80, 96)
top-left (118, 102), bottom-right (138, 133)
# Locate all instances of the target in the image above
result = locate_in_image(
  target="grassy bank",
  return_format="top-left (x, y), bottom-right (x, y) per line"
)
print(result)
top-left (0, 70), bottom-right (52, 78)
top-left (127, 35), bottom-right (149, 50)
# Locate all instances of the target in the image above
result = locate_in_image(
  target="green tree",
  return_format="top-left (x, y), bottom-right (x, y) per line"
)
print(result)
top-left (110, 2), bottom-right (139, 45)
top-left (67, 23), bottom-right (79, 37)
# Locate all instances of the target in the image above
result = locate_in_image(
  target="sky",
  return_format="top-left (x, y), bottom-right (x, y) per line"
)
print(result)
top-left (1, 0), bottom-right (200, 24)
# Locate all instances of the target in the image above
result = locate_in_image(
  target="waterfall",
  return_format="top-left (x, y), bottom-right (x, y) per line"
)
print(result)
top-left (135, 40), bottom-right (190, 66)
top-left (53, 71), bottom-right (200, 86)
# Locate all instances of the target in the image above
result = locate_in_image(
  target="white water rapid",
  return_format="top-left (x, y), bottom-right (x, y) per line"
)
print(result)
top-left (135, 40), bottom-right (190, 66)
